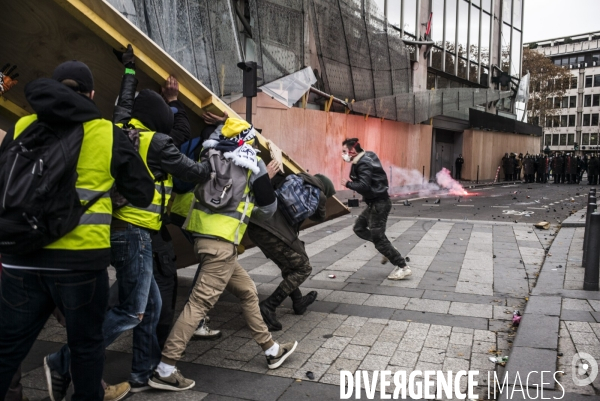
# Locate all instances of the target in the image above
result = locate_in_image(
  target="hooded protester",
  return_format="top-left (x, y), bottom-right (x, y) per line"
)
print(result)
top-left (340, 138), bottom-right (411, 280)
top-left (0, 61), bottom-right (154, 401)
top-left (43, 53), bottom-right (215, 399)
top-left (250, 171), bottom-right (336, 331)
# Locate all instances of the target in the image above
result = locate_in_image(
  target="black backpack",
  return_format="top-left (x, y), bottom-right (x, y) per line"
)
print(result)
top-left (0, 121), bottom-right (100, 254)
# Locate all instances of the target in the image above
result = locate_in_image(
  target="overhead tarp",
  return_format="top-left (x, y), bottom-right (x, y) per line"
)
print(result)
top-left (350, 88), bottom-right (513, 124)
top-left (260, 67), bottom-right (317, 108)
top-left (0, 0), bottom-right (350, 268)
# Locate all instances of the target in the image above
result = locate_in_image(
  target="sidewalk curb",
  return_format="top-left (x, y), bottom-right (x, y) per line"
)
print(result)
top-left (498, 211), bottom-right (584, 400)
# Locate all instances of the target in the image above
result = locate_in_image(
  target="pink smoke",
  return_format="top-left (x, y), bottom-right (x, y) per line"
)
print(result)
top-left (436, 168), bottom-right (468, 196)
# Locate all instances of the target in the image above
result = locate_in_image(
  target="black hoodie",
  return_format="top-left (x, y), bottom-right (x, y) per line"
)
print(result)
top-left (0, 78), bottom-right (154, 270)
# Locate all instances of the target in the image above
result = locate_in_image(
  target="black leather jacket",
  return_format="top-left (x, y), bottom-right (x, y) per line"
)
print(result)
top-left (113, 74), bottom-right (210, 184)
top-left (346, 151), bottom-right (389, 202)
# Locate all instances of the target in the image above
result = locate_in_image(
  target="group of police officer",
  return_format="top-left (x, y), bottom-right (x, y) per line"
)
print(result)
top-left (502, 152), bottom-right (599, 185)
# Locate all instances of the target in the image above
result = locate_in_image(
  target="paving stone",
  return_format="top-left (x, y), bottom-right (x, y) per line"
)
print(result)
top-left (389, 350), bottom-right (420, 368)
top-left (363, 294), bottom-right (409, 309)
top-left (333, 324), bottom-right (361, 337)
top-left (339, 344), bottom-right (370, 360)
top-left (445, 343), bottom-right (472, 359)
top-left (418, 347), bottom-right (446, 364)
top-left (369, 341), bottom-right (399, 356)
top-left (396, 337), bottom-right (425, 352)
top-left (563, 298), bottom-right (593, 311)
top-left (326, 358), bottom-right (361, 375)
top-left (350, 333), bottom-right (379, 346)
top-left (449, 332), bottom-right (473, 346)
top-left (359, 354), bottom-right (392, 371)
top-left (424, 335), bottom-right (450, 350)
top-left (322, 336), bottom-right (352, 350)
top-left (308, 347), bottom-right (342, 364)
top-left (472, 341), bottom-right (497, 354)
top-left (333, 304), bottom-right (394, 320)
top-left (442, 357), bottom-right (470, 372)
top-left (449, 302), bottom-right (493, 318)
top-left (474, 330), bottom-right (496, 342)
top-left (405, 298), bottom-right (451, 314)
top-left (293, 361), bottom-right (330, 381)
top-left (565, 321), bottom-right (594, 332)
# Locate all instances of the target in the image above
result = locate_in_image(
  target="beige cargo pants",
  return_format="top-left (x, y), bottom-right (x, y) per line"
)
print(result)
top-left (161, 238), bottom-right (274, 365)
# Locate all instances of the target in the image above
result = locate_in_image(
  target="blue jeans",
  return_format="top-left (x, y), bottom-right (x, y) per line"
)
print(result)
top-left (0, 268), bottom-right (108, 401)
top-left (47, 225), bottom-right (162, 384)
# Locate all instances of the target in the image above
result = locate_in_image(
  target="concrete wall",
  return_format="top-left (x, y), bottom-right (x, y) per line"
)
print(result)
top-left (462, 129), bottom-right (540, 181)
top-left (232, 94), bottom-right (433, 191)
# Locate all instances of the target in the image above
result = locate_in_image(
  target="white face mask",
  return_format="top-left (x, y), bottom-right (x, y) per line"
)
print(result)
top-left (342, 153), bottom-right (352, 162)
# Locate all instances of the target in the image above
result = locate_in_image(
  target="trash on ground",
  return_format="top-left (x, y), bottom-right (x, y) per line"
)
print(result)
top-left (306, 371), bottom-right (315, 380)
top-left (328, 274), bottom-right (336, 279)
top-left (534, 221), bottom-right (550, 230)
top-left (489, 356), bottom-right (509, 365)
top-left (512, 311), bottom-right (522, 327)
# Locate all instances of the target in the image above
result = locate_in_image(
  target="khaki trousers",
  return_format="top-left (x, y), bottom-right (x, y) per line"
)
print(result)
top-left (161, 238), bottom-right (274, 364)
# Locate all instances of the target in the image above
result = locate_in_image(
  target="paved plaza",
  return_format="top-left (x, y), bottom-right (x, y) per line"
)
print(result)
top-left (17, 184), bottom-right (600, 400)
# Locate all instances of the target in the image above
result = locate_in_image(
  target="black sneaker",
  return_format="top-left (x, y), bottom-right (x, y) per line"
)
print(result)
top-left (44, 356), bottom-right (70, 401)
top-left (129, 380), bottom-right (152, 393)
top-left (266, 341), bottom-right (298, 369)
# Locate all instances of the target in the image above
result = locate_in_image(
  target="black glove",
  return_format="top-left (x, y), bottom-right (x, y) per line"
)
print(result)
top-left (113, 44), bottom-right (135, 69)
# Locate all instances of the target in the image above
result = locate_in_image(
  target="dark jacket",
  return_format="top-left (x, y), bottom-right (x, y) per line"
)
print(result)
top-left (250, 173), bottom-right (327, 254)
top-left (0, 78), bottom-right (154, 270)
top-left (113, 75), bottom-right (211, 194)
top-left (346, 151), bottom-right (389, 202)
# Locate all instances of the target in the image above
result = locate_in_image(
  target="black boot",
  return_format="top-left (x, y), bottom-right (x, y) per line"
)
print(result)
top-left (290, 288), bottom-right (318, 315)
top-left (259, 287), bottom-right (288, 331)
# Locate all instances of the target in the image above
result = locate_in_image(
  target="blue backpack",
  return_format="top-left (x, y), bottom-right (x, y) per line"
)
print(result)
top-left (172, 137), bottom-right (202, 194)
top-left (275, 174), bottom-right (320, 226)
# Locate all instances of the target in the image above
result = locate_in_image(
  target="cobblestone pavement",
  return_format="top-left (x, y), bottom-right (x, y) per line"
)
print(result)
top-left (19, 211), bottom-right (563, 400)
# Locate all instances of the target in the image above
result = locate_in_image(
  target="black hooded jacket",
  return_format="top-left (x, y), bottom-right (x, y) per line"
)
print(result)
top-left (0, 78), bottom-right (154, 269)
top-left (113, 75), bottom-right (211, 186)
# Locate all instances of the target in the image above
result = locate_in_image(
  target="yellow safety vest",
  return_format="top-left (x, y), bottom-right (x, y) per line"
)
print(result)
top-left (13, 114), bottom-right (114, 251)
top-left (170, 191), bottom-right (194, 220)
top-left (183, 163), bottom-right (255, 245)
top-left (113, 118), bottom-right (173, 231)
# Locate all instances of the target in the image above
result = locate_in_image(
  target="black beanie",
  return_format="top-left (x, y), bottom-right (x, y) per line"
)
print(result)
top-left (52, 60), bottom-right (94, 92)
top-left (131, 89), bottom-right (174, 134)
top-left (314, 174), bottom-right (336, 198)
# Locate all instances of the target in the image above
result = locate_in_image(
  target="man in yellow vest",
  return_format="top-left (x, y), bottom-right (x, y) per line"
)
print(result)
top-left (0, 61), bottom-right (154, 401)
top-left (149, 119), bottom-right (298, 391)
top-left (43, 72), bottom-right (214, 397)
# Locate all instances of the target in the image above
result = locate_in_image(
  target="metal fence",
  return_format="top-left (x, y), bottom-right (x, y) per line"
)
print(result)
top-left (350, 88), bottom-right (512, 124)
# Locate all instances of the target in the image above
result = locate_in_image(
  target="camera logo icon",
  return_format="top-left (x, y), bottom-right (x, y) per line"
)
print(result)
top-left (572, 352), bottom-right (598, 386)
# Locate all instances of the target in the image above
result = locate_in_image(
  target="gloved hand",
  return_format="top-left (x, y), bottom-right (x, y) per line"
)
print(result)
top-left (113, 44), bottom-right (135, 69)
top-left (0, 63), bottom-right (19, 95)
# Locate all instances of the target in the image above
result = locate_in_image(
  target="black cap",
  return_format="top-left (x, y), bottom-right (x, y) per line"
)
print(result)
top-left (52, 60), bottom-right (94, 92)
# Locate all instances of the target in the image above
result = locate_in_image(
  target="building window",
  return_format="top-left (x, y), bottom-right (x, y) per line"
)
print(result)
top-left (569, 115), bottom-right (576, 127)
top-left (593, 114), bottom-right (599, 126)
top-left (561, 115), bottom-right (568, 127)
top-left (585, 95), bottom-right (592, 107)
top-left (554, 97), bottom-right (561, 109)
top-left (583, 133), bottom-right (590, 145)
top-left (593, 94), bottom-right (600, 107)
top-left (561, 97), bottom-right (568, 109)
top-left (552, 134), bottom-right (559, 146)
top-left (571, 76), bottom-right (578, 89)
top-left (545, 134), bottom-right (552, 146)
top-left (568, 134), bottom-right (575, 146)
top-left (592, 133), bottom-right (599, 146)
top-left (560, 134), bottom-right (567, 146)
top-left (595, 75), bottom-right (600, 87)
top-left (584, 114), bottom-right (591, 126)
top-left (569, 96), bottom-right (576, 108)
top-left (586, 76), bottom-right (593, 87)
top-left (553, 115), bottom-right (560, 127)
top-left (545, 117), bottom-right (552, 128)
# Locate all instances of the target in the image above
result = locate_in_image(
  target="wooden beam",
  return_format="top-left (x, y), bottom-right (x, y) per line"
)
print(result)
top-left (0, 97), bottom-right (28, 120)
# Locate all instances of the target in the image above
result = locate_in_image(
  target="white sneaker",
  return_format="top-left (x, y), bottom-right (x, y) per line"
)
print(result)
top-left (192, 318), bottom-right (222, 340)
top-left (388, 266), bottom-right (412, 280)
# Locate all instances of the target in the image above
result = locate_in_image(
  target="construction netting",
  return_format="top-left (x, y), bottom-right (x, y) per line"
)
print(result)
top-left (350, 88), bottom-right (512, 125)
top-left (107, 0), bottom-right (412, 101)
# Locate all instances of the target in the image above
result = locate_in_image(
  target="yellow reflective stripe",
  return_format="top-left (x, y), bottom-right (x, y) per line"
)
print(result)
top-left (79, 213), bottom-right (112, 225)
top-left (192, 201), bottom-right (251, 224)
top-left (76, 188), bottom-right (109, 202)
top-left (185, 208), bottom-right (250, 243)
top-left (171, 192), bottom-right (194, 218)
top-left (45, 224), bottom-right (111, 250)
